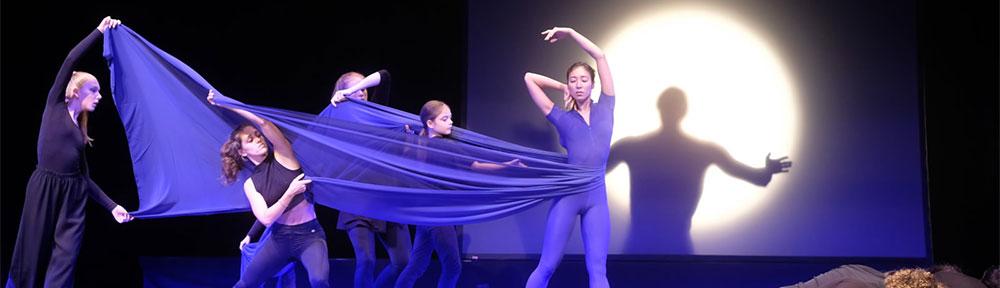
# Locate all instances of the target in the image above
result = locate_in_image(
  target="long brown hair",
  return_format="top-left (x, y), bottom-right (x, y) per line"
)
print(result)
top-left (220, 123), bottom-right (254, 184)
top-left (66, 71), bottom-right (96, 145)
top-left (419, 100), bottom-right (449, 137)
top-left (565, 62), bottom-right (595, 111)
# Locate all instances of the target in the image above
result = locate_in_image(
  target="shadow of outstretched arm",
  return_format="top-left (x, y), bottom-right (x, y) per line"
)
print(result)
top-left (711, 143), bottom-right (792, 186)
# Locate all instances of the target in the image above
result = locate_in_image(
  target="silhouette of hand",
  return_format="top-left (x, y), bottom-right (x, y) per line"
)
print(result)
top-left (765, 153), bottom-right (791, 174)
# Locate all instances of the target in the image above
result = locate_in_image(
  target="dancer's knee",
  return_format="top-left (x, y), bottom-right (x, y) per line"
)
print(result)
top-left (355, 256), bottom-right (376, 273)
top-left (354, 246), bottom-right (376, 264)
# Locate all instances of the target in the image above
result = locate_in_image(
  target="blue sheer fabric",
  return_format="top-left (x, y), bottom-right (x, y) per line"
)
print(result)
top-left (103, 26), bottom-right (603, 225)
top-left (103, 26), bottom-right (252, 217)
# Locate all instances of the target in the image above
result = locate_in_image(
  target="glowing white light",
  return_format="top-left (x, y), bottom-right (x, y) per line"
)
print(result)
top-left (603, 6), bottom-right (799, 253)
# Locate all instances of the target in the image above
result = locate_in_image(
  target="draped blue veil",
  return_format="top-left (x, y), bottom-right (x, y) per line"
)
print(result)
top-left (103, 26), bottom-right (603, 226)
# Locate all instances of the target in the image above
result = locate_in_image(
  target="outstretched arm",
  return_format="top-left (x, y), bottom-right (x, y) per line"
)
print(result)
top-left (207, 90), bottom-right (299, 169)
top-left (711, 144), bottom-right (792, 186)
top-left (331, 70), bottom-right (383, 106)
top-left (472, 159), bottom-right (527, 170)
top-left (541, 27), bottom-right (614, 96)
top-left (524, 72), bottom-right (567, 115)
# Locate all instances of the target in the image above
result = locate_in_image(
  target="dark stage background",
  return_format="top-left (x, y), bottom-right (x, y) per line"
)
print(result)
top-left (1, 1), bottom-right (996, 287)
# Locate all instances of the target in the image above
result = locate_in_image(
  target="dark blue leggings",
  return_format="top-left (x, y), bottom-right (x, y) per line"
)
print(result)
top-left (394, 225), bottom-right (462, 288)
top-left (347, 222), bottom-right (412, 288)
top-left (234, 220), bottom-right (329, 288)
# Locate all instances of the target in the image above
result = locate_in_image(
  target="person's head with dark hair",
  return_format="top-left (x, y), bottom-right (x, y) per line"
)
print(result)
top-left (219, 123), bottom-right (268, 184)
top-left (563, 62), bottom-right (596, 111)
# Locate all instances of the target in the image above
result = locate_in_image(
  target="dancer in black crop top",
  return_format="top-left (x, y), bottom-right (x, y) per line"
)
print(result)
top-left (6, 17), bottom-right (134, 288)
top-left (209, 90), bottom-right (329, 288)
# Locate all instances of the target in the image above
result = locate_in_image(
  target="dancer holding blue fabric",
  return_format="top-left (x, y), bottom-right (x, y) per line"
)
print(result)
top-left (395, 100), bottom-right (526, 288)
top-left (393, 100), bottom-right (463, 288)
top-left (331, 70), bottom-right (415, 288)
top-left (100, 24), bottom-right (608, 224)
top-left (208, 90), bottom-right (330, 288)
top-left (6, 17), bottom-right (134, 288)
top-left (523, 27), bottom-right (616, 288)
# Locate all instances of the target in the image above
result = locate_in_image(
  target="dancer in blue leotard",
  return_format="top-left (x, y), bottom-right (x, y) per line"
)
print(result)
top-left (523, 27), bottom-right (616, 288)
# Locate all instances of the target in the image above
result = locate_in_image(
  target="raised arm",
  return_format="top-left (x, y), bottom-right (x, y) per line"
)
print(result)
top-left (542, 27), bottom-right (615, 96)
top-left (243, 174), bottom-right (310, 227)
top-left (524, 72), bottom-right (567, 115)
top-left (331, 70), bottom-right (389, 107)
top-left (46, 17), bottom-right (121, 105)
top-left (371, 69), bottom-right (392, 106)
top-left (207, 90), bottom-right (299, 169)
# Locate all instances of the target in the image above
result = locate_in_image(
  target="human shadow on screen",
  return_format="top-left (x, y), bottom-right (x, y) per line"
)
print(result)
top-left (607, 87), bottom-right (791, 254)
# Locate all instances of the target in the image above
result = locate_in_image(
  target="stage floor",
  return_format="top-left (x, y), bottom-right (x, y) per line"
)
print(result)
top-left (139, 256), bottom-right (920, 287)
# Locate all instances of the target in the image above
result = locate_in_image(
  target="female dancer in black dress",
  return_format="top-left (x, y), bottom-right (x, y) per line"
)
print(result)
top-left (6, 16), bottom-right (133, 288)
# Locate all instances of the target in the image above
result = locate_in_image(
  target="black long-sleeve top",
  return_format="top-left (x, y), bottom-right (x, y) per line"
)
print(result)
top-left (36, 29), bottom-right (117, 211)
top-left (369, 69), bottom-right (392, 107)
